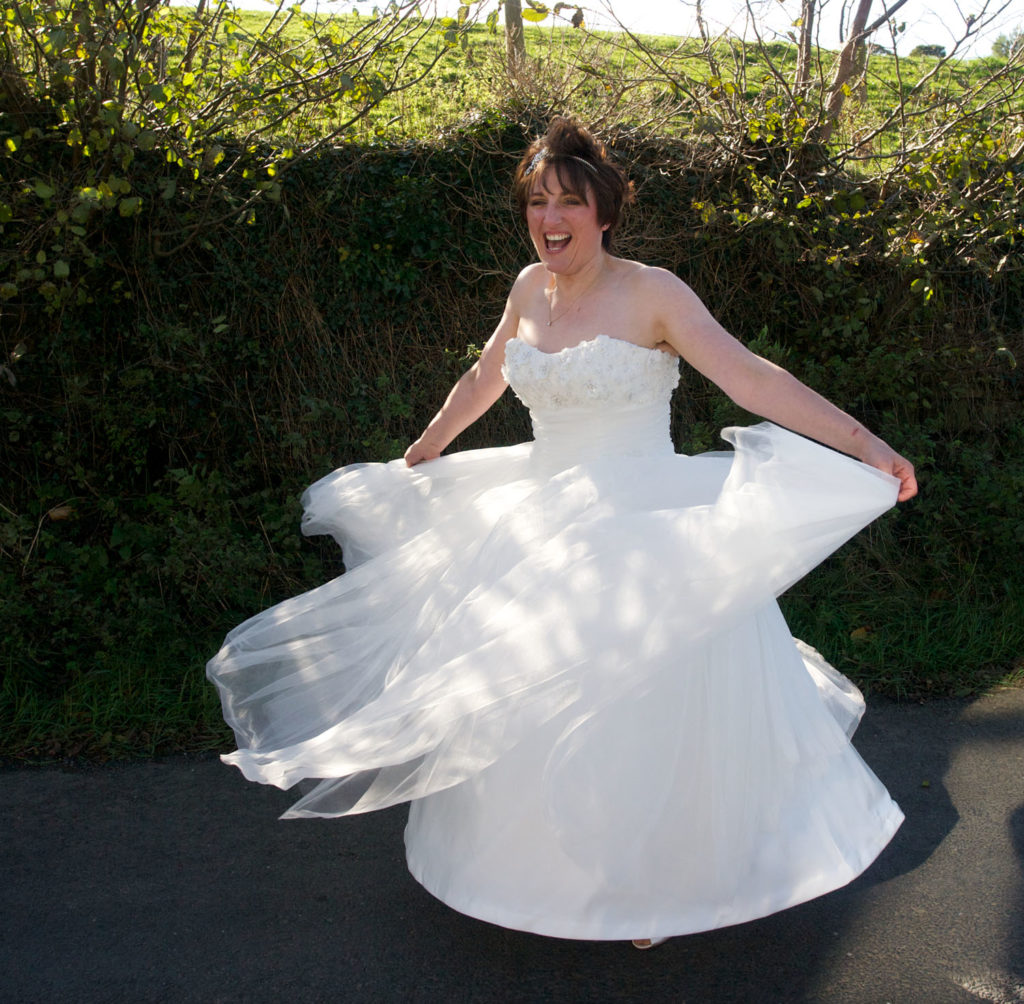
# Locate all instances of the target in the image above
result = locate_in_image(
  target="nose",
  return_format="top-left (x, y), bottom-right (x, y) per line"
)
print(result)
top-left (542, 201), bottom-right (562, 226)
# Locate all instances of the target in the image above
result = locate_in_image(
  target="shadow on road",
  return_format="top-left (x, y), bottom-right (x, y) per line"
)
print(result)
top-left (2, 688), bottom-right (1022, 1003)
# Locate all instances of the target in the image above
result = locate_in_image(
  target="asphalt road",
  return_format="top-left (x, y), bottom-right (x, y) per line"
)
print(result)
top-left (3, 686), bottom-right (1023, 1004)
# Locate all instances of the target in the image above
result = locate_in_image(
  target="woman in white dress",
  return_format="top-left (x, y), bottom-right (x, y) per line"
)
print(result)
top-left (208, 117), bottom-right (917, 949)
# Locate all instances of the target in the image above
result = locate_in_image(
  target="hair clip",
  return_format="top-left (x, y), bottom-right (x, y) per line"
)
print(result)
top-left (524, 148), bottom-right (547, 176)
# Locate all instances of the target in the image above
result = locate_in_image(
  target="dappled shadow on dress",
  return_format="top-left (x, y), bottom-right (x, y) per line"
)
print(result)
top-left (376, 691), bottom-right (1024, 1003)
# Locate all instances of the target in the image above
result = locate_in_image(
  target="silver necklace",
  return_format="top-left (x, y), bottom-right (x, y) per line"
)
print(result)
top-left (546, 271), bottom-right (602, 326)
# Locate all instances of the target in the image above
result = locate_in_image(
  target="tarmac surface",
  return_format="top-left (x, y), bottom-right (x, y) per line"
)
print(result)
top-left (3, 685), bottom-right (1023, 1004)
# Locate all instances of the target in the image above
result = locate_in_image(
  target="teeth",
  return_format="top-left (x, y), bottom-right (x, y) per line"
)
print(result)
top-left (546, 233), bottom-right (569, 241)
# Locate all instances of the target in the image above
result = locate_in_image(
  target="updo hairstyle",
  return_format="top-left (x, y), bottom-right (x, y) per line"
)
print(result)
top-left (512, 117), bottom-right (634, 250)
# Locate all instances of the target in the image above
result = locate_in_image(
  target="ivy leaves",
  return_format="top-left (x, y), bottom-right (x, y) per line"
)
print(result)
top-left (2, 0), bottom-right (455, 309)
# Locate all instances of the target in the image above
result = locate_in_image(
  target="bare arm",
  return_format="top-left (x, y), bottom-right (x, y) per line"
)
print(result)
top-left (404, 294), bottom-right (519, 466)
top-left (650, 270), bottom-right (918, 501)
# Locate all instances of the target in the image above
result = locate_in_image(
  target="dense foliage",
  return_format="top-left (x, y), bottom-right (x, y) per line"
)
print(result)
top-left (1, 4), bottom-right (1022, 758)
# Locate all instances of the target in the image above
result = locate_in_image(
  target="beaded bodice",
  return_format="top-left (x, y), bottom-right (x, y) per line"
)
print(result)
top-left (502, 335), bottom-right (680, 463)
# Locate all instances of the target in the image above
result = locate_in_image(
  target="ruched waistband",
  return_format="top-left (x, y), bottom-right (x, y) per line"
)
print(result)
top-left (529, 402), bottom-right (675, 469)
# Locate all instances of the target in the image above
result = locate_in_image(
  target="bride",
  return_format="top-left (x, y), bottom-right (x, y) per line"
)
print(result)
top-left (208, 117), bottom-right (917, 949)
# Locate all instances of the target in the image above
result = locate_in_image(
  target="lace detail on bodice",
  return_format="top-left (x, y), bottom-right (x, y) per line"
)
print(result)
top-left (501, 335), bottom-right (680, 465)
top-left (502, 335), bottom-right (680, 411)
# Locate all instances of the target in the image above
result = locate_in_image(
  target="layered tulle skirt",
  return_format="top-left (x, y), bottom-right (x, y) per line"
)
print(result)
top-left (207, 422), bottom-right (903, 939)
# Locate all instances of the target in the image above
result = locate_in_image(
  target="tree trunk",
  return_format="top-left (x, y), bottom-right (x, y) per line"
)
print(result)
top-left (795, 0), bottom-right (816, 93)
top-left (184, 0), bottom-right (209, 74)
top-left (820, 0), bottom-right (871, 143)
top-left (817, 0), bottom-right (911, 142)
top-left (505, 0), bottom-right (526, 69)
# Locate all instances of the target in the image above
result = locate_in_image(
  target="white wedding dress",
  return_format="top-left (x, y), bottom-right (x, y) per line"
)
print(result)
top-left (208, 334), bottom-right (904, 941)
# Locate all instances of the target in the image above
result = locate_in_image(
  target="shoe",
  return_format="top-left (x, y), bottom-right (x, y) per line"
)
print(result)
top-left (631, 937), bottom-right (668, 950)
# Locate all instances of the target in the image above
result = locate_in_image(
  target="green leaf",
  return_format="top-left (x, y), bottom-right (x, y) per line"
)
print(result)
top-left (521, 8), bottom-right (549, 21)
top-left (910, 277), bottom-right (933, 300)
top-left (203, 145), bottom-right (225, 170)
top-left (53, 260), bottom-right (70, 279)
top-left (118, 196), bottom-right (142, 217)
top-left (33, 180), bottom-right (55, 200)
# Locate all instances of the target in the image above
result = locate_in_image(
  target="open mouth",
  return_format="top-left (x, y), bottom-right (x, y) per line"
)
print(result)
top-left (544, 232), bottom-right (570, 253)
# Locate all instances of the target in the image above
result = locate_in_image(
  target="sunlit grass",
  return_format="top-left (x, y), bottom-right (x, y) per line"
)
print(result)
top-left (198, 11), bottom-right (1019, 147)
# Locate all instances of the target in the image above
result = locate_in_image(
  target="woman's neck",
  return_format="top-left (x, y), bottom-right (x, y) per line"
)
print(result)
top-left (548, 251), bottom-right (608, 294)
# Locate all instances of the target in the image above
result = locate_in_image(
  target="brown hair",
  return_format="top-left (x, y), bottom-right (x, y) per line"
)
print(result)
top-left (512, 117), bottom-right (634, 250)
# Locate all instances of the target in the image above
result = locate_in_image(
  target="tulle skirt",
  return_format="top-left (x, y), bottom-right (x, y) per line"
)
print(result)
top-left (207, 423), bottom-right (903, 940)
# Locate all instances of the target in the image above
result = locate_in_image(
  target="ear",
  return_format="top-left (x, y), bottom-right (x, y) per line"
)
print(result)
top-left (601, 223), bottom-right (610, 231)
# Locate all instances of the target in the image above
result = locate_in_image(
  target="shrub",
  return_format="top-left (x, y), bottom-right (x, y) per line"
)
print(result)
top-left (2, 11), bottom-right (1023, 754)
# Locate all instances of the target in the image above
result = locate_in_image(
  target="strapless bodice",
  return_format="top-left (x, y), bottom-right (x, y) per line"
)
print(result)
top-left (502, 335), bottom-right (680, 465)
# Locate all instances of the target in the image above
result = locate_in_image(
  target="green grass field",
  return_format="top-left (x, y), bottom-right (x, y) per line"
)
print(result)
top-left (222, 9), bottom-right (1021, 155)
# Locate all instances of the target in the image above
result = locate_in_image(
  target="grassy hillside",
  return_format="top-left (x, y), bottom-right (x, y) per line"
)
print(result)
top-left (228, 10), bottom-right (1022, 155)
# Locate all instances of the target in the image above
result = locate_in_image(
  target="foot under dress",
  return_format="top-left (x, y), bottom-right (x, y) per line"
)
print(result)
top-left (207, 334), bottom-right (904, 941)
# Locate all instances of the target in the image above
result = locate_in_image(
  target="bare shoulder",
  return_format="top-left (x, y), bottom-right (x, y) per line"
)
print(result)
top-left (509, 262), bottom-right (547, 305)
top-left (618, 263), bottom-right (705, 338)
top-left (502, 263), bottom-right (544, 328)
top-left (516, 261), bottom-right (548, 286)
top-left (480, 265), bottom-right (537, 359)
top-left (626, 262), bottom-right (698, 303)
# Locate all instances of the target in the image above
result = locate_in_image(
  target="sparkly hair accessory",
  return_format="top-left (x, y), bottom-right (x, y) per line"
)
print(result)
top-left (524, 148), bottom-right (547, 176)
top-left (524, 148), bottom-right (599, 177)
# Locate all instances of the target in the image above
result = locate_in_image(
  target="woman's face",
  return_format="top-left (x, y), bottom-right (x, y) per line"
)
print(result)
top-left (526, 167), bottom-right (607, 274)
